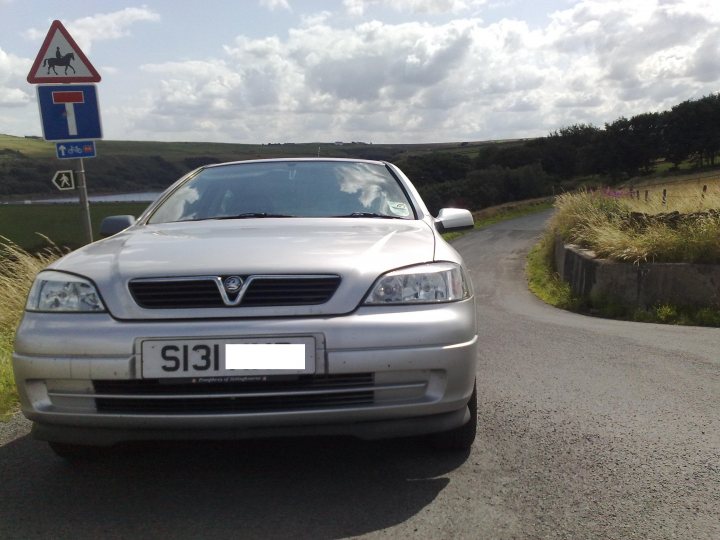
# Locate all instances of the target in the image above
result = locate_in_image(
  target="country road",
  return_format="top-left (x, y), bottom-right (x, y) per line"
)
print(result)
top-left (1, 211), bottom-right (718, 539)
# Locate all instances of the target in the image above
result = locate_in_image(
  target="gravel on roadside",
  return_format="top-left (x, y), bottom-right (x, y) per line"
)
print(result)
top-left (0, 410), bottom-right (31, 446)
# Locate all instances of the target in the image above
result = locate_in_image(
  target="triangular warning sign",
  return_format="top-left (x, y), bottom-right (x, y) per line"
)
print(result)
top-left (27, 20), bottom-right (101, 84)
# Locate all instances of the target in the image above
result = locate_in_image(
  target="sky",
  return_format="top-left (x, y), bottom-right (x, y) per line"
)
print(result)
top-left (0, 0), bottom-right (719, 144)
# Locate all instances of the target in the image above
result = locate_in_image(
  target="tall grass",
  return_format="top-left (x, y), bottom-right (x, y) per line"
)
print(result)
top-left (528, 187), bottom-right (720, 326)
top-left (526, 230), bottom-right (579, 310)
top-left (551, 187), bottom-right (720, 263)
top-left (0, 237), bottom-right (62, 418)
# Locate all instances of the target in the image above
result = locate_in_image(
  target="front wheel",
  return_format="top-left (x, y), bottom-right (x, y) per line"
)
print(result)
top-left (430, 381), bottom-right (477, 451)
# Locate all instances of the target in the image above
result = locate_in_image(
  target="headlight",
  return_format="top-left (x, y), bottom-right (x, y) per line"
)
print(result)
top-left (364, 262), bottom-right (470, 304)
top-left (26, 270), bottom-right (106, 312)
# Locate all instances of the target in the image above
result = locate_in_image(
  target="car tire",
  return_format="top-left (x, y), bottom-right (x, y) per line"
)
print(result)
top-left (48, 442), bottom-right (102, 461)
top-left (430, 381), bottom-right (477, 451)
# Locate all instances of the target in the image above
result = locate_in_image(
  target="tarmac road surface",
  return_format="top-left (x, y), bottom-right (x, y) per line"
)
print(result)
top-left (1, 211), bottom-right (718, 539)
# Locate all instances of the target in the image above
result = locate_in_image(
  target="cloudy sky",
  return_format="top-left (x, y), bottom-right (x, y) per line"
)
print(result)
top-left (1, 0), bottom-right (719, 143)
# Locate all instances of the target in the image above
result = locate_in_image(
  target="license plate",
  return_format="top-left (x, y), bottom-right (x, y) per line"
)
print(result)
top-left (141, 337), bottom-right (316, 378)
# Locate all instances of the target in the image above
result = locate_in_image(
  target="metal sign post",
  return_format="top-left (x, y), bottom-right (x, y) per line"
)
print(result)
top-left (76, 158), bottom-right (92, 243)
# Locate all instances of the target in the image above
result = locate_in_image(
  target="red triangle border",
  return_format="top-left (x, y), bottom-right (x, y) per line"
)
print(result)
top-left (27, 20), bottom-right (101, 84)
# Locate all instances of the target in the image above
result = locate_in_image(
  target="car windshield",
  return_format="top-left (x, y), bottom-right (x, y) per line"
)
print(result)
top-left (147, 161), bottom-right (416, 224)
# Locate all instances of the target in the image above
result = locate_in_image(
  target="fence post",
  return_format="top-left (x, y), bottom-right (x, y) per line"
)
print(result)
top-left (702, 185), bottom-right (707, 199)
top-left (662, 189), bottom-right (667, 206)
top-left (644, 190), bottom-right (648, 202)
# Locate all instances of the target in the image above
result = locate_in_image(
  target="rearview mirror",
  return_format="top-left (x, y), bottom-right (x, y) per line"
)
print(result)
top-left (435, 208), bottom-right (474, 232)
top-left (100, 215), bottom-right (136, 237)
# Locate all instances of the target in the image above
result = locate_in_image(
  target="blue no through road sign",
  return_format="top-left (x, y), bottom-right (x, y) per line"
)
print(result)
top-left (37, 84), bottom-right (102, 141)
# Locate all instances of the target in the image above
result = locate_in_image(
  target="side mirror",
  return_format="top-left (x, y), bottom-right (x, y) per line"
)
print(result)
top-left (435, 208), bottom-right (474, 232)
top-left (100, 215), bottom-right (136, 237)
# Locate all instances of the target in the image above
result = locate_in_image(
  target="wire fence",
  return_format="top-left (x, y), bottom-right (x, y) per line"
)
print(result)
top-left (598, 174), bottom-right (720, 208)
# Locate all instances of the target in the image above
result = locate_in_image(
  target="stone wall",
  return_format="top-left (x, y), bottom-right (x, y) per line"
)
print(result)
top-left (554, 237), bottom-right (720, 309)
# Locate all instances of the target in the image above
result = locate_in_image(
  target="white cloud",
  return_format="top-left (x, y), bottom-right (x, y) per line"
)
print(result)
top-left (135, 15), bottom-right (552, 142)
top-left (0, 48), bottom-right (31, 108)
top-left (544, 0), bottom-right (720, 116)
top-left (24, 7), bottom-right (160, 52)
top-left (0, 87), bottom-right (28, 107)
top-left (259, 0), bottom-right (291, 10)
top-left (686, 29), bottom-right (720, 82)
top-left (4, 0), bottom-right (719, 144)
top-left (97, 0), bottom-right (720, 142)
top-left (344, 0), bottom-right (486, 15)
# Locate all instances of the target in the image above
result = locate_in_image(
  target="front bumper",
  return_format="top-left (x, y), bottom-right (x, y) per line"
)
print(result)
top-left (13, 301), bottom-right (478, 445)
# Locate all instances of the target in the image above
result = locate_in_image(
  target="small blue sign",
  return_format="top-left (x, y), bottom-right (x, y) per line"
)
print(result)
top-left (37, 84), bottom-right (102, 141)
top-left (56, 140), bottom-right (96, 159)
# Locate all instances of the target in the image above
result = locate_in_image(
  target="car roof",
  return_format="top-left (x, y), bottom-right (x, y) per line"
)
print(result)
top-left (202, 157), bottom-right (388, 169)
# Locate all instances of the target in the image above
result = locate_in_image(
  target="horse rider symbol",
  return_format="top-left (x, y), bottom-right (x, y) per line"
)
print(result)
top-left (43, 46), bottom-right (75, 75)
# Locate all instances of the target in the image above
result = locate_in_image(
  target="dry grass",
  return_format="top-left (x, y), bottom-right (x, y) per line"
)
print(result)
top-left (550, 186), bottom-right (720, 263)
top-left (0, 236), bottom-right (63, 418)
top-left (529, 186), bottom-right (720, 326)
top-left (625, 180), bottom-right (720, 214)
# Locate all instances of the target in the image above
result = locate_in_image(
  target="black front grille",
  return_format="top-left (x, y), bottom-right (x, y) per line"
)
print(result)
top-left (130, 280), bottom-right (222, 308)
top-left (240, 278), bottom-right (341, 306)
top-left (129, 276), bottom-right (341, 309)
top-left (94, 373), bottom-right (375, 414)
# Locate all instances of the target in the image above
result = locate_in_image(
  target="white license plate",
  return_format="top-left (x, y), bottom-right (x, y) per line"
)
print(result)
top-left (141, 337), bottom-right (315, 378)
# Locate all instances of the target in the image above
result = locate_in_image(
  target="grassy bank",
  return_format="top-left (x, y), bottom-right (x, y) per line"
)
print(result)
top-left (527, 188), bottom-right (720, 326)
top-left (0, 239), bottom-right (63, 418)
top-left (551, 187), bottom-right (720, 263)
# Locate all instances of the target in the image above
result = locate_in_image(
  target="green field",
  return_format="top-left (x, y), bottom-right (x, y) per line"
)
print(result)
top-left (0, 134), bottom-right (55, 158)
top-left (0, 202), bottom-right (150, 251)
top-left (0, 133), bottom-right (495, 169)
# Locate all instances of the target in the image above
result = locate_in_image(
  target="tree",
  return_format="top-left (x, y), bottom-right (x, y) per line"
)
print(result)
top-left (531, 124), bottom-right (601, 178)
top-left (664, 94), bottom-right (720, 167)
top-left (396, 153), bottom-right (471, 186)
top-left (598, 114), bottom-right (662, 179)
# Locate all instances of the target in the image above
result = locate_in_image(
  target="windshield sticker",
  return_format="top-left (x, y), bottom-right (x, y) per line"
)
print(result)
top-left (388, 202), bottom-right (410, 216)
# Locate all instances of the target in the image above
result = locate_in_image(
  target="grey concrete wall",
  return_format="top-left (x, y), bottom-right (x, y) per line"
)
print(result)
top-left (554, 238), bottom-right (720, 309)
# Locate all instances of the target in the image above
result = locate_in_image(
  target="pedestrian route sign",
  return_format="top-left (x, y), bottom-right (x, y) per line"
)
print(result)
top-left (52, 170), bottom-right (75, 191)
top-left (27, 20), bottom-right (101, 84)
top-left (37, 84), bottom-right (102, 141)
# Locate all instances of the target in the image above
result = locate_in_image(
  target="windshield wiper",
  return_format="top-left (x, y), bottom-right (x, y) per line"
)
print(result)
top-left (333, 212), bottom-right (405, 219)
top-left (213, 212), bottom-right (295, 220)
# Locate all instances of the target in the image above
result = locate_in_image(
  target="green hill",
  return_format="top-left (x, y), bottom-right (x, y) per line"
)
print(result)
top-left (0, 134), bottom-right (498, 200)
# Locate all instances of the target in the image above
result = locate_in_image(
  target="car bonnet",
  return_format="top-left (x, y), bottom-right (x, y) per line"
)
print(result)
top-left (50, 218), bottom-right (439, 319)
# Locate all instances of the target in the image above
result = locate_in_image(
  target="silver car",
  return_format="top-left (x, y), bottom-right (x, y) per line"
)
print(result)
top-left (13, 158), bottom-right (478, 458)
